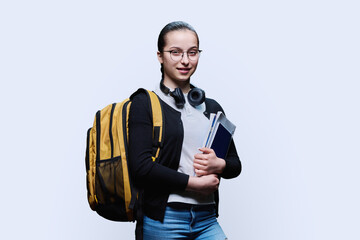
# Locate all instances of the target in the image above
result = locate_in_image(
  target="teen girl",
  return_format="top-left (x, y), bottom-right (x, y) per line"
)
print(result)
top-left (128, 21), bottom-right (241, 240)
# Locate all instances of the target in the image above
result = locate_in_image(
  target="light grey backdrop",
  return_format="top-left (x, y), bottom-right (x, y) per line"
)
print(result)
top-left (1, 0), bottom-right (359, 239)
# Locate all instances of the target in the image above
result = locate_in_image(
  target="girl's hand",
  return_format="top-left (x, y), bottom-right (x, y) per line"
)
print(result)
top-left (186, 174), bottom-right (220, 195)
top-left (193, 147), bottom-right (226, 176)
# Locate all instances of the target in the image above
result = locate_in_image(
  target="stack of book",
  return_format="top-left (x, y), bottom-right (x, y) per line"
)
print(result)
top-left (203, 111), bottom-right (236, 159)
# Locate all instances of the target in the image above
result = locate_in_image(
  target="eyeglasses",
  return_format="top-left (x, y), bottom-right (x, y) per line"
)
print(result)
top-left (162, 49), bottom-right (202, 62)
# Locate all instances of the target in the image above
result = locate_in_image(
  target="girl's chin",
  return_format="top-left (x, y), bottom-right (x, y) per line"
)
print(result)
top-left (167, 75), bottom-right (191, 82)
top-left (176, 73), bottom-right (193, 80)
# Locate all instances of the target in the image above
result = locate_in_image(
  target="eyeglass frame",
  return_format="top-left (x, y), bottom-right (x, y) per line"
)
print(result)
top-left (161, 49), bottom-right (203, 62)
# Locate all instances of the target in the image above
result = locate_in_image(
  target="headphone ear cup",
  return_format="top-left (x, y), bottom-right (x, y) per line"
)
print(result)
top-left (187, 87), bottom-right (206, 107)
top-left (170, 88), bottom-right (186, 109)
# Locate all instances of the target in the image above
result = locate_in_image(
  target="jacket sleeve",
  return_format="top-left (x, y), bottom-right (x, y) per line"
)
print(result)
top-left (128, 92), bottom-right (189, 191)
top-left (221, 138), bottom-right (241, 179)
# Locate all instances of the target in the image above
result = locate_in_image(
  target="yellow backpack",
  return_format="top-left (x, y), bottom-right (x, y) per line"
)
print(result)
top-left (85, 89), bottom-right (163, 221)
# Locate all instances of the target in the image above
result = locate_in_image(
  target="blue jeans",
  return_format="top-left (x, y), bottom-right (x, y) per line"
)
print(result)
top-left (143, 205), bottom-right (227, 240)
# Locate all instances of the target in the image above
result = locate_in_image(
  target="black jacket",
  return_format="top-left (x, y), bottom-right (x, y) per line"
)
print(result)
top-left (128, 91), bottom-right (241, 221)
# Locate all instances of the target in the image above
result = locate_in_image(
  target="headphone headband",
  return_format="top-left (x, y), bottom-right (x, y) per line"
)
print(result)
top-left (159, 79), bottom-right (205, 109)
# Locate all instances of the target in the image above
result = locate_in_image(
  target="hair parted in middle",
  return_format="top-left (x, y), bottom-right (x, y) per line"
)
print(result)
top-left (157, 21), bottom-right (200, 79)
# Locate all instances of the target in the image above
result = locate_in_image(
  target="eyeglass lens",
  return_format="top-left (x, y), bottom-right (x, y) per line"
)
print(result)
top-left (170, 50), bottom-right (200, 61)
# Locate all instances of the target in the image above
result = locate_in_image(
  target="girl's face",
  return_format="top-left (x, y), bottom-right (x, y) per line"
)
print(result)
top-left (158, 29), bottom-right (199, 89)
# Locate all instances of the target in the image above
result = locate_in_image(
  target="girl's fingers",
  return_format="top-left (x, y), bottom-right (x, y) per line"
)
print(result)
top-left (195, 169), bottom-right (207, 177)
top-left (198, 147), bottom-right (213, 154)
top-left (194, 153), bottom-right (209, 160)
top-left (193, 159), bottom-right (207, 166)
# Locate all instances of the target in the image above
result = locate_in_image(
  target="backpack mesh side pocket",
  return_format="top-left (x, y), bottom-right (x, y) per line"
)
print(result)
top-left (95, 156), bottom-right (129, 221)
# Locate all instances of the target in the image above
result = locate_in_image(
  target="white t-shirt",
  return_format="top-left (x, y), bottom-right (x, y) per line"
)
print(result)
top-left (155, 86), bottom-right (215, 205)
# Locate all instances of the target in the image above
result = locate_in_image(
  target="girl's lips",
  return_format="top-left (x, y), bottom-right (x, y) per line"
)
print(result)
top-left (177, 68), bottom-right (191, 74)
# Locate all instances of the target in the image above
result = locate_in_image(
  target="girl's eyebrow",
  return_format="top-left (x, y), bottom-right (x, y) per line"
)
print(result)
top-left (168, 46), bottom-right (199, 50)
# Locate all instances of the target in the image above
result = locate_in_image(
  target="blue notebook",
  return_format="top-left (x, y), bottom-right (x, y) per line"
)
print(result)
top-left (210, 123), bottom-right (233, 158)
top-left (204, 112), bottom-right (236, 159)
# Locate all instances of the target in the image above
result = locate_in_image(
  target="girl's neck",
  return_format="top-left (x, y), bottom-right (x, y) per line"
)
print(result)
top-left (163, 78), bottom-right (191, 93)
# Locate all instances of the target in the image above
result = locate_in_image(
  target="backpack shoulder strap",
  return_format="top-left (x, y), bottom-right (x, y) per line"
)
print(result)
top-left (130, 88), bottom-right (164, 161)
top-left (147, 90), bottom-right (163, 161)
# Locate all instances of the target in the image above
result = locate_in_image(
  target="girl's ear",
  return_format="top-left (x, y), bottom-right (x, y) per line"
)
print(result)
top-left (157, 51), bottom-right (164, 64)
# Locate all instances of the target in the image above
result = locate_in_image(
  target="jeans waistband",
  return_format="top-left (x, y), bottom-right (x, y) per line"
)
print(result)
top-left (167, 202), bottom-right (215, 211)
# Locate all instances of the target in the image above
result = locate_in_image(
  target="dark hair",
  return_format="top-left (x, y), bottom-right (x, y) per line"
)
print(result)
top-left (158, 21), bottom-right (199, 79)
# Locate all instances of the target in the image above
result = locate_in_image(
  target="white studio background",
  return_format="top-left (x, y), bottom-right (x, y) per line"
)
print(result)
top-left (1, 0), bottom-right (359, 239)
